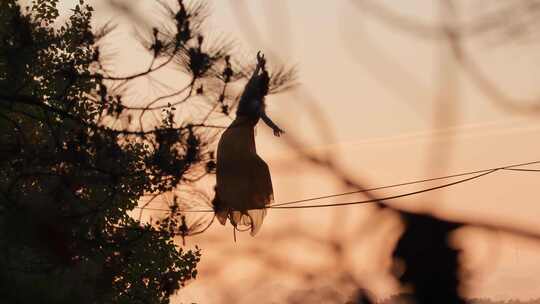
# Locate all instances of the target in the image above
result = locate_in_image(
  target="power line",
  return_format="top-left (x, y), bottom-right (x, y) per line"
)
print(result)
top-left (268, 160), bottom-right (540, 207)
top-left (133, 160), bottom-right (540, 213)
top-left (503, 168), bottom-right (540, 172)
top-left (269, 169), bottom-right (496, 209)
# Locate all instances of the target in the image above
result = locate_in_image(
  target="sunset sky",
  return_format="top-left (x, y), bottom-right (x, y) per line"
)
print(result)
top-left (57, 0), bottom-right (540, 302)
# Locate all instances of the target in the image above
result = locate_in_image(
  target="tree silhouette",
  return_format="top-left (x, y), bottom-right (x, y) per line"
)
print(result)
top-left (392, 212), bottom-right (465, 304)
top-left (0, 0), bottom-right (294, 303)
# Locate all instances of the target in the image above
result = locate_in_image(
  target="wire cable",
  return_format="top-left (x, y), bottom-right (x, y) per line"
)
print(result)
top-left (503, 168), bottom-right (540, 172)
top-left (268, 160), bottom-right (540, 207)
top-left (133, 160), bottom-right (540, 212)
top-left (269, 169), bottom-right (497, 209)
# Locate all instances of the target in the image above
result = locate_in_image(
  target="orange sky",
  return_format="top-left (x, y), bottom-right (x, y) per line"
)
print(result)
top-left (58, 0), bottom-right (540, 301)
